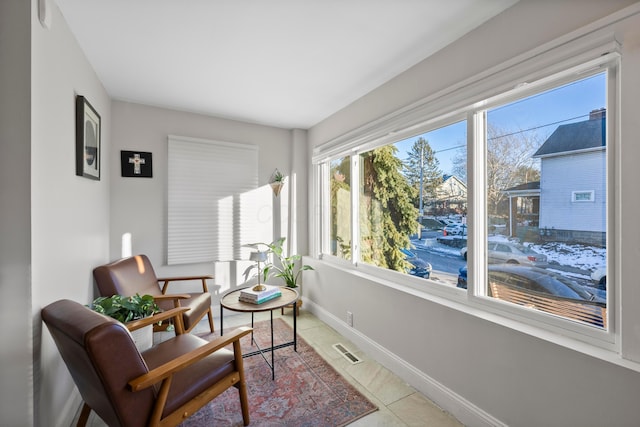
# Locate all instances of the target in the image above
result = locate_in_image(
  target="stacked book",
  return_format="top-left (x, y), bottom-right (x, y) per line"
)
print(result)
top-left (239, 285), bottom-right (282, 304)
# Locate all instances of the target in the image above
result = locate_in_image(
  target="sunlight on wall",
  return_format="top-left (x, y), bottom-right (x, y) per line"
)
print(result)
top-left (121, 232), bottom-right (132, 258)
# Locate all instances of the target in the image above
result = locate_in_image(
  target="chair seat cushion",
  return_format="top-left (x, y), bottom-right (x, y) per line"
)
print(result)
top-left (142, 334), bottom-right (235, 417)
top-left (157, 292), bottom-right (212, 332)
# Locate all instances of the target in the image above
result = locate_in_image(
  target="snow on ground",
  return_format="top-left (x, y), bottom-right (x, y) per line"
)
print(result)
top-left (529, 241), bottom-right (605, 272)
top-left (414, 232), bottom-right (606, 274)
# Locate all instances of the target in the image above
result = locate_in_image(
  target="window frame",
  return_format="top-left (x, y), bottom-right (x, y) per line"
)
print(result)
top-left (312, 32), bottom-right (620, 350)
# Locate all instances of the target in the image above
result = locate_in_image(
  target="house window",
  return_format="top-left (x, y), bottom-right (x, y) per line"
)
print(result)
top-left (330, 157), bottom-right (352, 260)
top-left (324, 120), bottom-right (467, 285)
top-left (572, 191), bottom-right (595, 202)
top-left (314, 35), bottom-right (618, 342)
top-left (480, 72), bottom-right (608, 328)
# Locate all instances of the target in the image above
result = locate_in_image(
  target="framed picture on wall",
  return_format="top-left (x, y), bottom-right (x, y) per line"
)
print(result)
top-left (121, 150), bottom-right (153, 178)
top-left (75, 95), bottom-right (101, 180)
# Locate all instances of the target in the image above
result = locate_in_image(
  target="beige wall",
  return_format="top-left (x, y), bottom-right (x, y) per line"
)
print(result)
top-left (0, 1), bottom-right (32, 425)
top-left (306, 1), bottom-right (640, 426)
top-left (109, 101), bottom-right (298, 304)
top-left (7, 0), bottom-right (640, 425)
top-left (30, 0), bottom-right (113, 425)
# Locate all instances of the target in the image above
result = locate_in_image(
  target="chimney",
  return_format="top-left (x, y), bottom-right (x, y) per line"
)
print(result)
top-left (589, 108), bottom-right (606, 120)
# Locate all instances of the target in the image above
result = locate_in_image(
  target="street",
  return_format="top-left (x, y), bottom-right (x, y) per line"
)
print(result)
top-left (410, 229), bottom-right (599, 289)
top-left (411, 230), bottom-right (466, 287)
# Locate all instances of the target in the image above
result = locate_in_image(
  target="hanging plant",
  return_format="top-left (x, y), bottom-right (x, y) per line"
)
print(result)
top-left (269, 169), bottom-right (285, 196)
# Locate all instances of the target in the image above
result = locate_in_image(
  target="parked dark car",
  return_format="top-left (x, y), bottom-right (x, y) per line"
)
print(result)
top-left (457, 264), bottom-right (605, 303)
top-left (401, 248), bottom-right (432, 279)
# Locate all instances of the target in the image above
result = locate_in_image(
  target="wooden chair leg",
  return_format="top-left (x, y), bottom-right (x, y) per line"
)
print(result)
top-left (207, 308), bottom-right (215, 332)
top-left (76, 403), bottom-right (91, 427)
top-left (233, 340), bottom-right (250, 426)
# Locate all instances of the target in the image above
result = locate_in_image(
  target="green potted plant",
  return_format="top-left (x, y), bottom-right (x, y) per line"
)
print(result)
top-left (89, 294), bottom-right (162, 350)
top-left (243, 238), bottom-right (314, 314)
top-left (255, 237), bottom-right (314, 288)
top-left (89, 293), bottom-right (161, 323)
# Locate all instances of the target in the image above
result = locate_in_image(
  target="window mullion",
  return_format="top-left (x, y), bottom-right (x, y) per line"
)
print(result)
top-left (469, 110), bottom-right (488, 297)
top-left (318, 162), bottom-right (330, 257)
top-left (351, 154), bottom-right (360, 265)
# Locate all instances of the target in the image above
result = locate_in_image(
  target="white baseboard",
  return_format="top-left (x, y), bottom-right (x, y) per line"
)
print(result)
top-left (303, 297), bottom-right (506, 427)
top-left (57, 390), bottom-right (83, 427)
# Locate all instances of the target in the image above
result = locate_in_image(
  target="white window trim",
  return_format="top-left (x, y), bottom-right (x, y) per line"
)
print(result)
top-left (313, 29), bottom-right (619, 162)
top-left (312, 23), bottom-right (625, 361)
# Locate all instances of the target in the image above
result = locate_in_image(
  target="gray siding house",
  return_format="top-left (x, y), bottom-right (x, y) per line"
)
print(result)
top-left (533, 109), bottom-right (606, 244)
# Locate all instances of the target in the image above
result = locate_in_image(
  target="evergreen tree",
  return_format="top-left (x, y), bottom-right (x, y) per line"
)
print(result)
top-left (360, 146), bottom-right (419, 272)
top-left (330, 157), bottom-right (352, 259)
top-left (403, 137), bottom-right (443, 213)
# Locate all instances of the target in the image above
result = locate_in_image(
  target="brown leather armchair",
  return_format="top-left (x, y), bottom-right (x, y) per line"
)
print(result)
top-left (41, 299), bottom-right (252, 427)
top-left (93, 254), bottom-right (214, 333)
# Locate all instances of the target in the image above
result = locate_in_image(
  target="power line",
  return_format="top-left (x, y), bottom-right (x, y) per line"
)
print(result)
top-left (402, 99), bottom-right (603, 159)
top-left (488, 114), bottom-right (589, 141)
top-left (435, 144), bottom-right (465, 154)
top-left (429, 112), bottom-right (595, 155)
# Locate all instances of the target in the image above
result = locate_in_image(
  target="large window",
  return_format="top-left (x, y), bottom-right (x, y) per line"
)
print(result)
top-left (330, 157), bottom-right (351, 260)
top-left (325, 121), bottom-right (468, 285)
top-left (478, 73), bottom-right (607, 328)
top-left (315, 40), bottom-right (617, 339)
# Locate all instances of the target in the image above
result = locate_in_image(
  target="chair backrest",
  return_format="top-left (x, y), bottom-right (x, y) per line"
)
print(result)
top-left (41, 299), bottom-right (155, 427)
top-left (93, 254), bottom-right (162, 297)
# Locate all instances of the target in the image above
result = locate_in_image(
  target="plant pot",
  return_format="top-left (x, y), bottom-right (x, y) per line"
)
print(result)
top-left (270, 182), bottom-right (284, 196)
top-left (129, 325), bottom-right (153, 351)
top-left (281, 299), bottom-right (302, 315)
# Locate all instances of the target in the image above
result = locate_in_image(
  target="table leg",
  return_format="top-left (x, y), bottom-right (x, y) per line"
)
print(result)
top-left (251, 312), bottom-right (255, 343)
top-left (270, 310), bottom-right (275, 380)
top-left (293, 299), bottom-right (297, 352)
top-left (220, 305), bottom-right (224, 336)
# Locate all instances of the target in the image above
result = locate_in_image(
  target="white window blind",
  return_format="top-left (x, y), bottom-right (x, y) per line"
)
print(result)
top-left (167, 135), bottom-right (259, 265)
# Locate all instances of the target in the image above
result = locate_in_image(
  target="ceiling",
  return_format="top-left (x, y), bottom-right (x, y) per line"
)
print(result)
top-left (54, 0), bottom-right (517, 129)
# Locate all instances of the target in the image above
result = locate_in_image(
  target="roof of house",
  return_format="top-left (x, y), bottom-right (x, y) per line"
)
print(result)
top-left (502, 181), bottom-right (540, 196)
top-left (533, 117), bottom-right (605, 158)
top-left (504, 181), bottom-right (540, 192)
top-left (442, 174), bottom-right (467, 187)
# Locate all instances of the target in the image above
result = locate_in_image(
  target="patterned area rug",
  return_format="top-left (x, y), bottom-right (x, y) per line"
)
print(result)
top-left (180, 318), bottom-right (377, 427)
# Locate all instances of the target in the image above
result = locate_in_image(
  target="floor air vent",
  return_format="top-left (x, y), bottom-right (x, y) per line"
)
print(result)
top-left (332, 343), bottom-right (362, 364)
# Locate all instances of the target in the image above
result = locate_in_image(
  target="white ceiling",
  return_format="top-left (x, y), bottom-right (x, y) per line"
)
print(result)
top-left (54, 0), bottom-right (517, 129)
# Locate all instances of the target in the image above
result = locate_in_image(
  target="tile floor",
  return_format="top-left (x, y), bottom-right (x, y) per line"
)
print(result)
top-left (77, 308), bottom-right (463, 427)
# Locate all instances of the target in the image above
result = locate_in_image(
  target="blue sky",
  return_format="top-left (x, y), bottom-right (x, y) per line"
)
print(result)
top-left (395, 72), bottom-right (606, 176)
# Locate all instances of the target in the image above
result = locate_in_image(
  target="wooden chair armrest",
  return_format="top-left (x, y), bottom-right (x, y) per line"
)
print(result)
top-left (128, 326), bottom-right (252, 392)
top-left (157, 275), bottom-right (213, 282)
top-left (157, 275), bottom-right (213, 294)
top-left (152, 294), bottom-right (191, 302)
top-left (125, 307), bottom-right (190, 332)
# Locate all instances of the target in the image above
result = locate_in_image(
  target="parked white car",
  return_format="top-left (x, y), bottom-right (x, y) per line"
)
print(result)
top-left (461, 241), bottom-right (547, 266)
top-left (591, 266), bottom-right (606, 288)
top-left (443, 223), bottom-right (467, 236)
